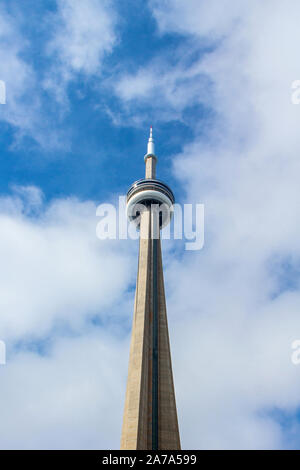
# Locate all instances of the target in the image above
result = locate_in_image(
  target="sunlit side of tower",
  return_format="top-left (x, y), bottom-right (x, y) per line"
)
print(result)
top-left (121, 128), bottom-right (181, 450)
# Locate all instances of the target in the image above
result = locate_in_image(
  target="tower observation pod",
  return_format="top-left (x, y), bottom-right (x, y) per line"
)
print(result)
top-left (121, 128), bottom-right (181, 451)
top-left (127, 126), bottom-right (175, 230)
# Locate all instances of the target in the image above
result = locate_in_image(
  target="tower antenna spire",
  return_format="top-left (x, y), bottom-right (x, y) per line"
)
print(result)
top-left (146, 125), bottom-right (155, 157)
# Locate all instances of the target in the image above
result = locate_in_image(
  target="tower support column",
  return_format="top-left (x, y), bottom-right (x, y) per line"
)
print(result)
top-left (121, 128), bottom-right (180, 450)
top-left (145, 156), bottom-right (156, 179)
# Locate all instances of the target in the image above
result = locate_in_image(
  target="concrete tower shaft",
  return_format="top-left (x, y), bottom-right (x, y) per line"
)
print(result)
top-left (121, 129), bottom-right (180, 450)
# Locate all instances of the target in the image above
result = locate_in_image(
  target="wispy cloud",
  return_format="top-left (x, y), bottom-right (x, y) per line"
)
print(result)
top-left (0, 6), bottom-right (43, 144)
top-left (0, 1), bottom-right (118, 147)
top-left (44, 0), bottom-right (117, 104)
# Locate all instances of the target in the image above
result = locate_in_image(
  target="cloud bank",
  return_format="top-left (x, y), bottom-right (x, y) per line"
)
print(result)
top-left (148, 0), bottom-right (300, 449)
top-left (0, 187), bottom-right (135, 449)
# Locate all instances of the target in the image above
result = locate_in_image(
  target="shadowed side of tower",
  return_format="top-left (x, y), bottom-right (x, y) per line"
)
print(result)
top-left (121, 129), bottom-right (180, 450)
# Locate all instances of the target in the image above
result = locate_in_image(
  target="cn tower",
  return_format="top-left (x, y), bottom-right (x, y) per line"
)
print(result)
top-left (121, 128), bottom-right (181, 450)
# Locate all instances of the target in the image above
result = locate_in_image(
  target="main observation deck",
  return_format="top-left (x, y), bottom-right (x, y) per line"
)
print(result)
top-left (126, 178), bottom-right (175, 228)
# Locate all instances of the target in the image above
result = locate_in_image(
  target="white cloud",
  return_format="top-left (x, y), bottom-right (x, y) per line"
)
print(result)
top-left (0, 186), bottom-right (138, 449)
top-left (112, 54), bottom-right (212, 127)
top-left (112, 1), bottom-right (251, 124)
top-left (0, 332), bottom-right (128, 449)
top-left (45, 0), bottom-right (117, 103)
top-left (0, 1), bottom-right (117, 146)
top-left (152, 0), bottom-right (246, 41)
top-left (0, 7), bottom-right (42, 143)
top-left (0, 187), bottom-right (134, 341)
top-left (0, 5), bottom-right (73, 148)
top-left (115, 55), bottom-right (208, 112)
top-left (10, 186), bottom-right (44, 214)
top-left (144, 0), bottom-right (300, 449)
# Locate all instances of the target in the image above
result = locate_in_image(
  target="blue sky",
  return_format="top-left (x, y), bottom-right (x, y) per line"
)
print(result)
top-left (1, 0), bottom-right (300, 450)
top-left (0, 0), bottom-right (197, 203)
